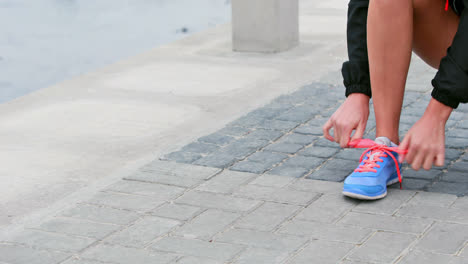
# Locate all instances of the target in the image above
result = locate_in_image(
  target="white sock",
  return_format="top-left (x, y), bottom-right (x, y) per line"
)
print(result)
top-left (375, 136), bottom-right (398, 147)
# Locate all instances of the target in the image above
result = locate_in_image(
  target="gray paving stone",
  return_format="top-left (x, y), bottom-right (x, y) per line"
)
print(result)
top-left (347, 231), bottom-right (416, 263)
top-left (227, 115), bottom-right (269, 129)
top-left (36, 217), bottom-right (121, 239)
top-left (151, 236), bottom-right (243, 262)
top-left (446, 137), bottom-right (468, 149)
top-left (81, 243), bottom-right (177, 264)
top-left (449, 257), bottom-right (468, 264)
top-left (151, 203), bottom-right (201, 221)
top-left (234, 202), bottom-right (300, 231)
top-left (398, 250), bottom-right (455, 264)
top-left (280, 155), bottom-right (324, 170)
top-left (141, 160), bottom-right (218, 175)
top-left (388, 178), bottom-right (431, 190)
top-left (61, 204), bottom-right (140, 225)
top-left (397, 204), bottom-right (468, 224)
top-left (297, 146), bottom-right (338, 158)
top-left (278, 220), bottom-right (371, 244)
top-left (180, 142), bottom-right (221, 154)
top-left (257, 119), bottom-right (299, 131)
top-left (196, 170), bottom-right (256, 194)
top-left (86, 191), bottom-right (164, 212)
top-left (306, 158), bottom-right (357, 182)
top-left (338, 211), bottom-right (432, 234)
top-left (246, 107), bottom-right (286, 120)
top-left (334, 148), bottom-right (366, 161)
top-left (427, 181), bottom-right (468, 196)
top-left (230, 137), bottom-right (270, 150)
top-left (415, 222), bottom-right (468, 254)
top-left (248, 174), bottom-right (295, 188)
top-left (127, 161), bottom-right (220, 187)
top-left (275, 105), bottom-right (319, 123)
top-left (176, 256), bottom-right (222, 264)
top-left (449, 161), bottom-right (468, 172)
top-left (271, 94), bottom-right (306, 105)
top-left (306, 168), bottom-right (351, 182)
top-left (277, 133), bottom-right (316, 145)
top-left (105, 216), bottom-right (180, 247)
top-left (217, 126), bottom-right (251, 138)
top-left (192, 151), bottom-right (240, 168)
top-left (294, 123), bottom-right (323, 136)
top-left (105, 180), bottom-right (185, 199)
top-left (161, 151), bottom-right (202, 163)
top-left (0, 244), bottom-right (70, 264)
top-left (175, 209), bottom-right (240, 240)
top-left (198, 132), bottom-right (235, 146)
top-left (316, 158), bottom-right (357, 173)
top-left (400, 115), bottom-right (421, 124)
top-left (263, 142), bottom-right (304, 154)
top-left (288, 179), bottom-right (342, 194)
top-left (244, 129), bottom-right (283, 141)
top-left (296, 193), bottom-right (358, 224)
top-left (247, 151), bottom-right (288, 164)
top-left (215, 228), bottom-right (307, 251)
top-left (457, 119), bottom-right (468, 129)
top-left (402, 168), bottom-right (442, 181)
top-left (441, 171), bottom-right (468, 183)
top-left (289, 240), bottom-right (355, 264)
top-left (406, 191), bottom-right (457, 207)
top-left (176, 191), bottom-right (261, 212)
top-left (5, 229), bottom-right (95, 253)
top-left (451, 196), bottom-right (468, 210)
top-left (352, 189), bottom-right (415, 215)
top-left (230, 160), bottom-right (272, 174)
top-left (126, 171), bottom-right (203, 188)
top-left (234, 184), bottom-right (320, 205)
top-left (62, 258), bottom-right (105, 264)
top-left (267, 165), bottom-right (310, 178)
top-left (234, 247), bottom-right (290, 264)
top-left (445, 148), bottom-right (463, 161)
top-left (447, 128), bottom-right (468, 138)
top-left (314, 138), bottom-right (340, 148)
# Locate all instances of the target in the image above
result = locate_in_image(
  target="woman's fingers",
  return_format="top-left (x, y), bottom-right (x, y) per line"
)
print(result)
top-left (323, 119), bottom-right (334, 142)
top-left (399, 135), bottom-right (411, 163)
top-left (422, 151), bottom-right (435, 170)
top-left (350, 122), bottom-right (366, 142)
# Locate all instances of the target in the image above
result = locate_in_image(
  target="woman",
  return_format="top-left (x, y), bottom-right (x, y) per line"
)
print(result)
top-left (323, 0), bottom-right (468, 200)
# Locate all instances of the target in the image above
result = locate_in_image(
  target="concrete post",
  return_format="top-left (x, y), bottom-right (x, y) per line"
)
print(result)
top-left (231, 0), bottom-right (299, 53)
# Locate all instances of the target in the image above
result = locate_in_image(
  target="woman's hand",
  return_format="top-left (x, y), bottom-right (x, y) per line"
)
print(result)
top-left (399, 98), bottom-right (453, 170)
top-left (323, 93), bottom-right (370, 148)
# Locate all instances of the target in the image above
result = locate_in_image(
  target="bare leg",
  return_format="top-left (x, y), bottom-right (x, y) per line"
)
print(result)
top-left (367, 0), bottom-right (413, 144)
top-left (367, 0), bottom-right (460, 145)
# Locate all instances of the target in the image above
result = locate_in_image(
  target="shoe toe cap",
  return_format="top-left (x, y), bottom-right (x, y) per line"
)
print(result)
top-left (343, 184), bottom-right (384, 196)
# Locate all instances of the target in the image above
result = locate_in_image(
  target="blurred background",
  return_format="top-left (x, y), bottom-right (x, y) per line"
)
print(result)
top-left (0, 0), bottom-right (231, 103)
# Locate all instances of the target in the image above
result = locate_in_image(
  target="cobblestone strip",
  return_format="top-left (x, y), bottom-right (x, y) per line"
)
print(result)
top-left (159, 80), bottom-right (468, 196)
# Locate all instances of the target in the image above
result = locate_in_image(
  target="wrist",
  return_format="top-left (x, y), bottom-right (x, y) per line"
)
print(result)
top-left (348, 93), bottom-right (370, 103)
top-left (424, 98), bottom-right (453, 122)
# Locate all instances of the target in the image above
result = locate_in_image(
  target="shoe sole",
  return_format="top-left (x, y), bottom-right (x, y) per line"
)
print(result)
top-left (342, 175), bottom-right (401, 200)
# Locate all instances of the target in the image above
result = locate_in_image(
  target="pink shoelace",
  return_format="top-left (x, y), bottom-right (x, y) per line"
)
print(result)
top-left (347, 139), bottom-right (408, 189)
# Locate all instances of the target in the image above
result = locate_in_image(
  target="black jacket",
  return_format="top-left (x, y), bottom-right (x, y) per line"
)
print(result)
top-left (342, 0), bottom-right (468, 109)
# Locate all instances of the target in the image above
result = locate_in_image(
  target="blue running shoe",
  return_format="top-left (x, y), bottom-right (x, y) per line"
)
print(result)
top-left (342, 137), bottom-right (405, 200)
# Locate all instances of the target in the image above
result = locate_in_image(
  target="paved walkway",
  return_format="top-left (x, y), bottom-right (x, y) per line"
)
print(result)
top-left (2, 57), bottom-right (468, 263)
top-left (1, 160), bottom-right (468, 263)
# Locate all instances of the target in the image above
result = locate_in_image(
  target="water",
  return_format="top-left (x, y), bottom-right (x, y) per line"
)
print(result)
top-left (0, 0), bottom-right (231, 103)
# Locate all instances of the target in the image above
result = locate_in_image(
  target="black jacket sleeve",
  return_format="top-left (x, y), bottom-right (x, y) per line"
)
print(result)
top-left (431, 0), bottom-right (468, 109)
top-left (342, 0), bottom-right (372, 98)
